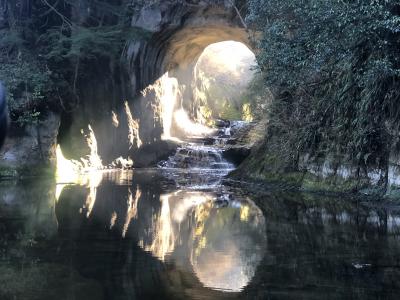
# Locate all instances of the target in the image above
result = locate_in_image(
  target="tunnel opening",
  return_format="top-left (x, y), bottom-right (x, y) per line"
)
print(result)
top-left (55, 39), bottom-right (262, 170)
top-left (141, 40), bottom-right (259, 142)
top-left (54, 3), bottom-right (267, 172)
top-left (52, 7), bottom-right (270, 295)
top-left (192, 41), bottom-right (257, 124)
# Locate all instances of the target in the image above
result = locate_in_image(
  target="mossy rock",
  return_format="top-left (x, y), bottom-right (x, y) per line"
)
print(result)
top-left (301, 173), bottom-right (370, 194)
top-left (384, 187), bottom-right (400, 201)
top-left (0, 166), bottom-right (18, 178)
top-left (259, 171), bottom-right (304, 188)
top-left (0, 263), bottom-right (103, 300)
top-left (0, 164), bottom-right (55, 179)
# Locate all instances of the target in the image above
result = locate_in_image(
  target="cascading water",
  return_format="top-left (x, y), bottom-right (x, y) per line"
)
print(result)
top-left (158, 121), bottom-right (235, 189)
top-left (161, 145), bottom-right (233, 170)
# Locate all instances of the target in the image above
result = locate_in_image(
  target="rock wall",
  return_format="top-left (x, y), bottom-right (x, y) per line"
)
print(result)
top-left (128, 1), bottom-right (249, 92)
top-left (0, 0), bottom-right (251, 172)
top-left (233, 135), bottom-right (400, 198)
top-left (0, 112), bottom-right (60, 177)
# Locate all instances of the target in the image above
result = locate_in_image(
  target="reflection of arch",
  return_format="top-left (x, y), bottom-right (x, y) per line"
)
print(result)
top-left (54, 180), bottom-right (269, 298)
top-left (189, 197), bottom-right (267, 292)
top-left (138, 190), bottom-right (267, 293)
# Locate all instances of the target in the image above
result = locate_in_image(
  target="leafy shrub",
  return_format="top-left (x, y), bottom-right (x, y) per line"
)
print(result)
top-left (247, 0), bottom-right (400, 169)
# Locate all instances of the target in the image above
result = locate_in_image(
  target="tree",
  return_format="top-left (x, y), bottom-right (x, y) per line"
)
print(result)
top-left (247, 0), bottom-right (400, 169)
top-left (0, 0), bottom-right (150, 124)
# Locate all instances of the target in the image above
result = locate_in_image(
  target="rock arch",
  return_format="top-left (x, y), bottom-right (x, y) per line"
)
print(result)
top-left (60, 1), bottom-right (253, 164)
top-left (127, 2), bottom-right (251, 93)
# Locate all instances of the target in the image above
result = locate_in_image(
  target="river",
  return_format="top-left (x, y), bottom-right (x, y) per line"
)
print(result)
top-left (0, 128), bottom-right (400, 299)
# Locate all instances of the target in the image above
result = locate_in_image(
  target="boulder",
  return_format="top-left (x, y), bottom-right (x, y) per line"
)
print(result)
top-left (132, 140), bottom-right (180, 168)
top-left (0, 112), bottom-right (60, 177)
top-left (222, 147), bottom-right (251, 166)
top-left (0, 82), bottom-right (6, 148)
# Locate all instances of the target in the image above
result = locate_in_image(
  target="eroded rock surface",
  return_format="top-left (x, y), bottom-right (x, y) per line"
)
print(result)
top-left (0, 113), bottom-right (60, 177)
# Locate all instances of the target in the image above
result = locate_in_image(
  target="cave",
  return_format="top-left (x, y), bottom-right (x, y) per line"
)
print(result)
top-left (2, 1), bottom-right (400, 299)
top-left (58, 2), bottom-right (257, 167)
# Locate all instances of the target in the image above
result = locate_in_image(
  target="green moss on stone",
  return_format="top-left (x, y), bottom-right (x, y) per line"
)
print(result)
top-left (0, 166), bottom-right (18, 178)
top-left (385, 188), bottom-right (400, 201)
top-left (301, 173), bottom-right (371, 193)
top-left (259, 171), bottom-right (304, 187)
top-left (0, 164), bottom-right (55, 179)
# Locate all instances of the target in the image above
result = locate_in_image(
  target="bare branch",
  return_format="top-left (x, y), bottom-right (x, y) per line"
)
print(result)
top-left (41, 0), bottom-right (73, 28)
top-left (227, 0), bottom-right (248, 30)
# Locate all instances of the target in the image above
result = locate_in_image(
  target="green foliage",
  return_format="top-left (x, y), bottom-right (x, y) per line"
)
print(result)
top-left (43, 25), bottom-right (148, 61)
top-left (0, 0), bottom-right (150, 125)
top-left (247, 0), bottom-right (400, 169)
top-left (240, 72), bottom-right (272, 120)
top-left (0, 52), bottom-right (51, 124)
top-left (0, 29), bottom-right (25, 54)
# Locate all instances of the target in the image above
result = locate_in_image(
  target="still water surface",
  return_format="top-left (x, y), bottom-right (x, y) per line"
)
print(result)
top-left (1, 168), bottom-right (400, 299)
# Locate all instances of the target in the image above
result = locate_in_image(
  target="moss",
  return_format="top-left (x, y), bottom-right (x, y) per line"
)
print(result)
top-left (384, 188), bottom-right (400, 201)
top-left (258, 171), bottom-right (304, 188)
top-left (0, 166), bottom-right (18, 178)
top-left (0, 263), bottom-right (103, 300)
top-left (301, 173), bottom-right (361, 193)
top-left (233, 151), bottom-right (385, 195)
top-left (233, 140), bottom-right (388, 196)
top-left (0, 164), bottom-right (55, 180)
top-left (300, 191), bottom-right (358, 208)
top-left (17, 164), bottom-right (55, 179)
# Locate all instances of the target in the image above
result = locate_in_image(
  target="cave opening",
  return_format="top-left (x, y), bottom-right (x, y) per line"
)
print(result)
top-left (145, 40), bottom-right (259, 142)
top-left (192, 41), bottom-right (258, 124)
top-left (56, 19), bottom-right (262, 170)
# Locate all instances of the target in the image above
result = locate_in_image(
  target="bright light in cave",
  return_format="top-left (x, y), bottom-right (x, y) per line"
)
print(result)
top-left (197, 41), bottom-right (256, 76)
top-left (194, 41), bottom-right (257, 123)
top-left (144, 72), bottom-right (214, 141)
top-left (55, 144), bottom-right (103, 206)
top-left (174, 108), bottom-right (214, 137)
top-left (55, 125), bottom-right (105, 202)
top-left (144, 41), bottom-right (256, 141)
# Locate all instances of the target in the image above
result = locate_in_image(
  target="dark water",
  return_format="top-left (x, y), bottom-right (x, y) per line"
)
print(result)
top-left (1, 169), bottom-right (400, 300)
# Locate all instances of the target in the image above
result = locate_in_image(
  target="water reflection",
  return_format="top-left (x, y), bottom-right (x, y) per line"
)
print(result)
top-left (57, 171), bottom-right (266, 292)
top-left (142, 192), bottom-right (176, 260)
top-left (122, 187), bottom-right (141, 238)
top-left (189, 194), bottom-right (266, 292)
top-left (136, 189), bottom-right (266, 292)
top-left (2, 172), bottom-right (400, 299)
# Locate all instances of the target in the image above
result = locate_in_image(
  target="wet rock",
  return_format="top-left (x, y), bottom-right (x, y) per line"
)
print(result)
top-left (229, 121), bottom-right (256, 139)
top-left (162, 144), bottom-right (234, 170)
top-left (214, 119), bottom-right (230, 128)
top-left (0, 112), bottom-right (60, 178)
top-left (217, 129), bottom-right (230, 137)
top-left (0, 82), bottom-right (6, 149)
top-left (132, 140), bottom-right (179, 168)
top-left (133, 6), bottom-right (162, 32)
top-left (222, 147), bottom-right (251, 166)
top-left (226, 138), bottom-right (238, 145)
top-left (203, 137), bottom-right (216, 145)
